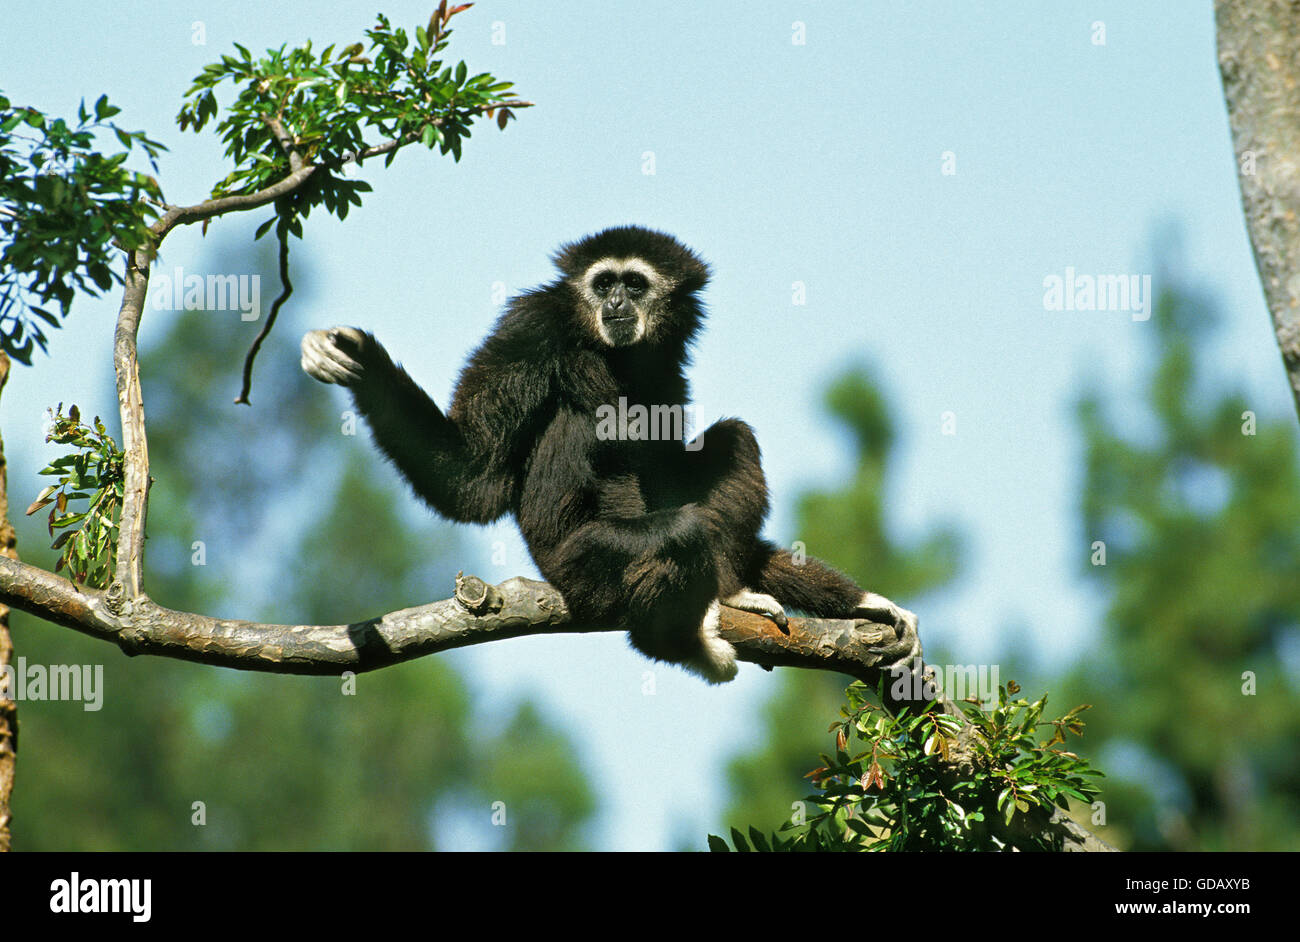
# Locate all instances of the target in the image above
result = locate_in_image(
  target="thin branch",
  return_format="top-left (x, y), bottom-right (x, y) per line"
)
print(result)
top-left (150, 164), bottom-right (320, 240)
top-left (233, 230), bottom-right (292, 405)
top-left (260, 114), bottom-right (306, 174)
top-left (148, 100), bottom-right (533, 241)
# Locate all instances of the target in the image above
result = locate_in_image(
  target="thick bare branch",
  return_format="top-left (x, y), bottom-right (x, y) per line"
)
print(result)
top-left (0, 560), bottom-right (904, 677)
top-left (1216, 0), bottom-right (1300, 422)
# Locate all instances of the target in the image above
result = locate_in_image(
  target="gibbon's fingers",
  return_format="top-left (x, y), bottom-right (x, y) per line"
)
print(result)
top-left (301, 328), bottom-right (365, 386)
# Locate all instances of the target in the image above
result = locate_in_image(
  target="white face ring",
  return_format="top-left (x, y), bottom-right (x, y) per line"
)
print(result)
top-left (578, 257), bottom-right (672, 346)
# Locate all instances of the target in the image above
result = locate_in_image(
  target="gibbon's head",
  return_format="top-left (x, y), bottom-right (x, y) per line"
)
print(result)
top-left (554, 226), bottom-right (710, 348)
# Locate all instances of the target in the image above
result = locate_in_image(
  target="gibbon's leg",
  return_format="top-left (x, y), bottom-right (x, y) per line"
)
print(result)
top-left (541, 507), bottom-right (738, 683)
top-left (680, 418), bottom-right (770, 593)
top-left (681, 419), bottom-right (820, 633)
top-left (747, 541), bottom-right (921, 665)
top-left (301, 328), bottom-right (511, 523)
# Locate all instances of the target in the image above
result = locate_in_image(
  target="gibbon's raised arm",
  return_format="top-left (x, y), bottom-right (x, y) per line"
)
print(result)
top-left (300, 326), bottom-right (529, 523)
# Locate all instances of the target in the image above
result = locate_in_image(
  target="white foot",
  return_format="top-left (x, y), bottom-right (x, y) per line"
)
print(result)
top-left (854, 591), bottom-right (906, 626)
top-left (721, 589), bottom-right (788, 630)
top-left (854, 592), bottom-right (921, 666)
top-left (682, 600), bottom-right (738, 684)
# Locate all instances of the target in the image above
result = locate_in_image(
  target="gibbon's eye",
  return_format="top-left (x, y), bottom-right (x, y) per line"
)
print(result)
top-left (624, 272), bottom-right (648, 294)
top-left (593, 272), bottom-right (616, 294)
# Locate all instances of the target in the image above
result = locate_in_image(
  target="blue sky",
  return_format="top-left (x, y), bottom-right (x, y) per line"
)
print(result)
top-left (1, 1), bottom-right (1290, 849)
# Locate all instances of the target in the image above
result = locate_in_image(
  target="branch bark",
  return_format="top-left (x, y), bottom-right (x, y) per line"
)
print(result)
top-left (1216, 0), bottom-right (1300, 423)
top-left (0, 561), bottom-right (904, 677)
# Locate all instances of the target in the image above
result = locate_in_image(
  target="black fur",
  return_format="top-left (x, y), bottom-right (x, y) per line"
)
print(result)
top-left (333, 226), bottom-right (868, 677)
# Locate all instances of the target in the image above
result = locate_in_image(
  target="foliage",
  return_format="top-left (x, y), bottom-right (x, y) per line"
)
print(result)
top-left (0, 91), bottom-right (164, 362)
top-left (174, 3), bottom-right (521, 242)
top-left (1, 4), bottom-right (523, 365)
top-left (24, 404), bottom-right (124, 587)
top-left (711, 680), bottom-right (1102, 851)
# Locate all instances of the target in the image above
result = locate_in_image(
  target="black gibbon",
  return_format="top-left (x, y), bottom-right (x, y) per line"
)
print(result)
top-left (301, 225), bottom-right (914, 682)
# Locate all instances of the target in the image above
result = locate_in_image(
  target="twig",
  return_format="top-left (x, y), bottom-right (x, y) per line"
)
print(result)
top-left (233, 230), bottom-right (291, 405)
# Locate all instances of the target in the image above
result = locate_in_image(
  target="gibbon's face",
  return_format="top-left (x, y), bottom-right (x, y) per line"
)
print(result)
top-left (576, 256), bottom-right (672, 347)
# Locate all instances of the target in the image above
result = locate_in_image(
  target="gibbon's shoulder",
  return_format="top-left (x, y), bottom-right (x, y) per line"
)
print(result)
top-left (471, 282), bottom-right (588, 366)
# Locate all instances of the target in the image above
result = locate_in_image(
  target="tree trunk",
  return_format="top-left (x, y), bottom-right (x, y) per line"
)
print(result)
top-left (1216, 0), bottom-right (1300, 423)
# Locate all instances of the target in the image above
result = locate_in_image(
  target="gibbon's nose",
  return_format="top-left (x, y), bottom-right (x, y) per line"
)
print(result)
top-left (605, 284), bottom-right (629, 310)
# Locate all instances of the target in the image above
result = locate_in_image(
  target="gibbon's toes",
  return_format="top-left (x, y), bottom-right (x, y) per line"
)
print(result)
top-left (853, 591), bottom-right (906, 627)
top-left (301, 328), bottom-right (364, 386)
top-left (721, 590), bottom-right (788, 631)
top-left (865, 603), bottom-right (921, 668)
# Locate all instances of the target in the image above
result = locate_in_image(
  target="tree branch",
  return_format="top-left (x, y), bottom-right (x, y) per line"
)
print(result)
top-left (0, 561), bottom-right (903, 676)
top-left (110, 247), bottom-right (152, 600)
top-left (148, 100), bottom-right (533, 241)
top-left (1216, 0), bottom-right (1300, 423)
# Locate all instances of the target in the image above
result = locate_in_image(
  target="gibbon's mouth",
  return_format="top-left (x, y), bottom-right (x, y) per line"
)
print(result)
top-left (603, 313), bottom-right (636, 324)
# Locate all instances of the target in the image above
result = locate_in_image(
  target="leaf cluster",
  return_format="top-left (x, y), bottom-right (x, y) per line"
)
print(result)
top-left (0, 91), bottom-right (164, 362)
top-left (710, 680), bottom-right (1102, 851)
top-left (174, 3), bottom-right (519, 241)
top-left (25, 404), bottom-right (125, 588)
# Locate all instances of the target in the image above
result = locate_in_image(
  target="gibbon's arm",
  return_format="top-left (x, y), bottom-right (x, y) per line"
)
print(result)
top-left (301, 327), bottom-right (525, 523)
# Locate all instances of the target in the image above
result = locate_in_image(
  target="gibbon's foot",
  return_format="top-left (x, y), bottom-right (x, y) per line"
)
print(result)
top-left (721, 589), bottom-right (789, 631)
top-left (301, 327), bottom-right (368, 387)
top-left (682, 601), bottom-right (739, 684)
top-left (854, 592), bottom-right (922, 667)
